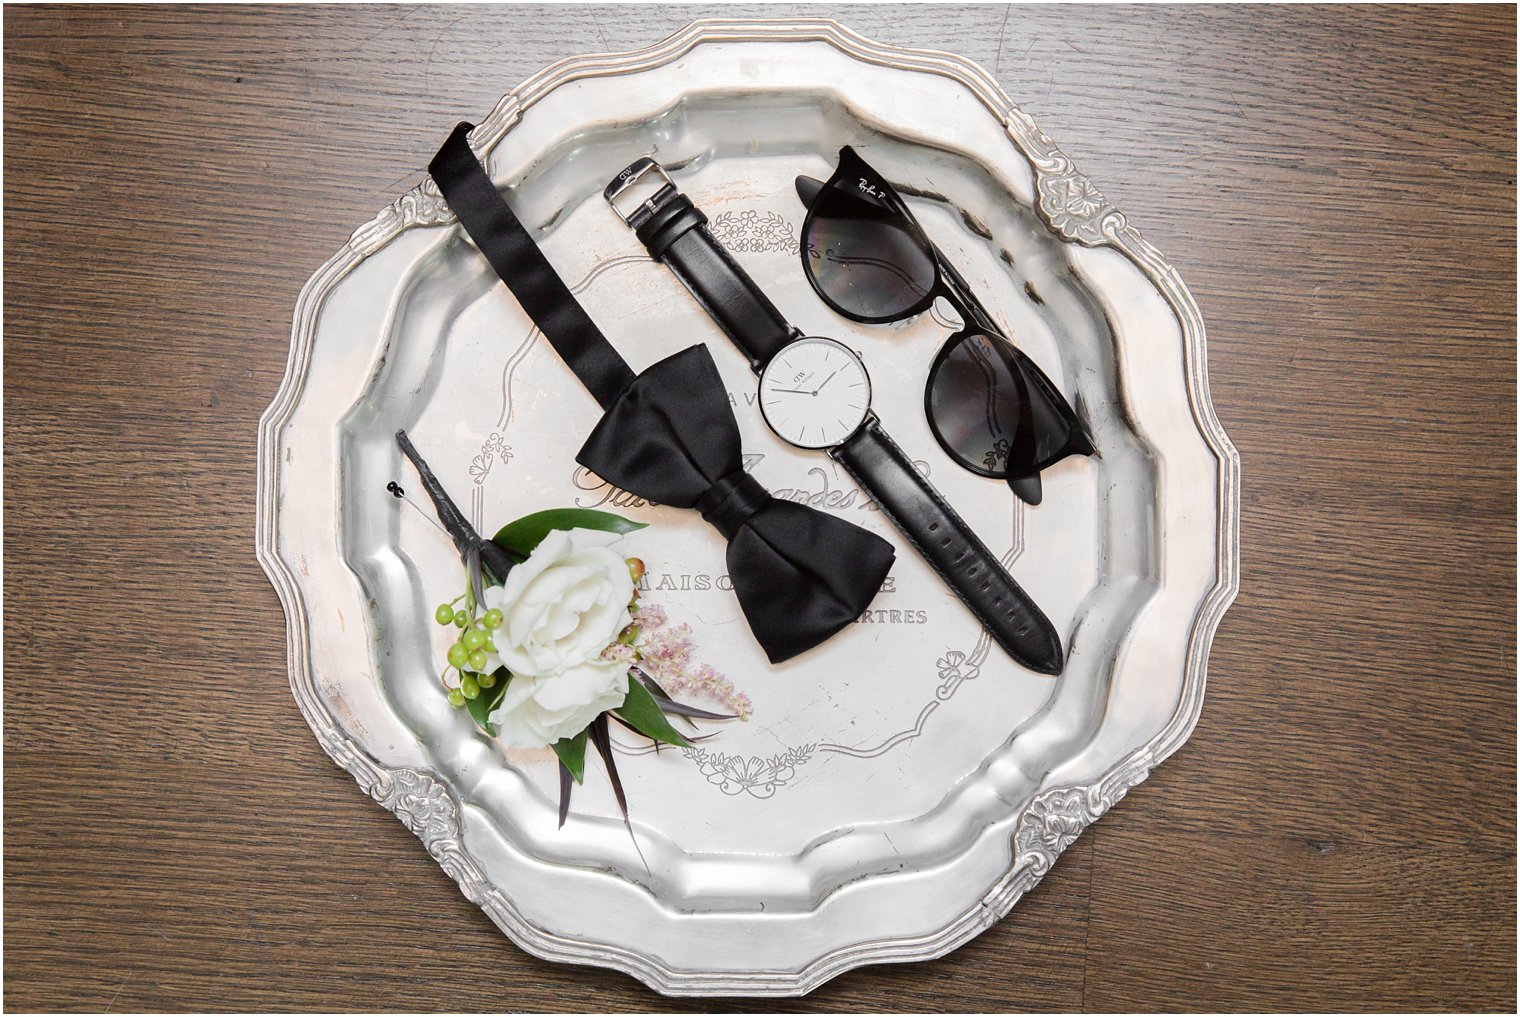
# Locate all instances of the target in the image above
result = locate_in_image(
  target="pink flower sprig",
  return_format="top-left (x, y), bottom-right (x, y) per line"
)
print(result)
top-left (630, 603), bottom-right (667, 629)
top-left (600, 608), bottom-right (753, 721)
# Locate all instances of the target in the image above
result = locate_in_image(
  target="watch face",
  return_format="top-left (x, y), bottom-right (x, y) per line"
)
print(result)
top-left (758, 337), bottom-right (872, 449)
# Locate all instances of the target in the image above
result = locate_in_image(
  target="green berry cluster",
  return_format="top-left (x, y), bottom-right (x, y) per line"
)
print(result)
top-left (434, 592), bottom-right (506, 709)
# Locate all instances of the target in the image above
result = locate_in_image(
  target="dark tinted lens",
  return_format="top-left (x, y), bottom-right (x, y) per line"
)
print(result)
top-left (803, 175), bottom-right (937, 321)
top-left (928, 333), bottom-right (1074, 476)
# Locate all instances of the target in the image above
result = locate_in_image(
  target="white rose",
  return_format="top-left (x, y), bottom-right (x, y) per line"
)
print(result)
top-left (487, 662), bottom-right (630, 749)
top-left (481, 528), bottom-right (635, 747)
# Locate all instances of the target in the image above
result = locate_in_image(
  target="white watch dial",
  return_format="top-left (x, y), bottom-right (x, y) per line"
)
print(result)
top-left (758, 337), bottom-right (872, 449)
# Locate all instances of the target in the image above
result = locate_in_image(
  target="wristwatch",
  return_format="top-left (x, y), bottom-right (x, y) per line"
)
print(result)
top-left (604, 159), bottom-right (1064, 675)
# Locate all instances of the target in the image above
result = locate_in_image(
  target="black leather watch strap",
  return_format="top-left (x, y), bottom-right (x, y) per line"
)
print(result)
top-left (834, 417), bottom-right (1064, 675)
top-left (623, 187), bottom-right (799, 372)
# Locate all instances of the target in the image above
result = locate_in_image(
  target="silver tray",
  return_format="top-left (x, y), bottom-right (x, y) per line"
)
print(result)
top-left (257, 18), bottom-right (1240, 997)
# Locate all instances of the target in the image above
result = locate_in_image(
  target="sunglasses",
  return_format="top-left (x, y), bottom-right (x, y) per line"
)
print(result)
top-left (795, 146), bottom-right (1093, 506)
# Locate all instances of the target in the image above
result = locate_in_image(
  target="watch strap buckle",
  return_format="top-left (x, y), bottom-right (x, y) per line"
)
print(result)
top-left (604, 158), bottom-right (675, 226)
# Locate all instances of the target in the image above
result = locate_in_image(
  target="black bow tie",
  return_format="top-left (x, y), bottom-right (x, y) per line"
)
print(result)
top-left (429, 122), bottom-right (893, 663)
top-left (579, 344), bottom-right (894, 662)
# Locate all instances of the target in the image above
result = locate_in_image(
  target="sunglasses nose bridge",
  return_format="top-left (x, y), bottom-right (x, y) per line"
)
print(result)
top-left (927, 251), bottom-right (991, 327)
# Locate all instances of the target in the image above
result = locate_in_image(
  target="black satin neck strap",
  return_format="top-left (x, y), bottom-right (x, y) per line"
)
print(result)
top-left (428, 122), bottom-right (634, 408)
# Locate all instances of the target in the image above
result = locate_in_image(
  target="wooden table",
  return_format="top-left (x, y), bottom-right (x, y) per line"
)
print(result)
top-left (5, 4), bottom-right (1514, 1011)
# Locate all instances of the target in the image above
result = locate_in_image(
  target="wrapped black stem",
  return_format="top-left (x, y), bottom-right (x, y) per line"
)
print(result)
top-left (394, 429), bottom-right (516, 585)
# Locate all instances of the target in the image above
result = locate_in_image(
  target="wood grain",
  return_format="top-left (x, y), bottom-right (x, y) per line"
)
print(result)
top-left (4, 4), bottom-right (1514, 1011)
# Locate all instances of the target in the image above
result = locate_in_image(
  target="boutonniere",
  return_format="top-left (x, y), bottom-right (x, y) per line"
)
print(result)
top-left (392, 430), bottom-right (742, 829)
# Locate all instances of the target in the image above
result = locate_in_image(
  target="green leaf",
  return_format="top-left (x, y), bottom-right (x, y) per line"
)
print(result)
top-left (493, 509), bottom-right (647, 557)
top-left (465, 671), bottom-right (509, 735)
top-left (612, 675), bottom-right (690, 748)
top-left (551, 729), bottom-right (589, 784)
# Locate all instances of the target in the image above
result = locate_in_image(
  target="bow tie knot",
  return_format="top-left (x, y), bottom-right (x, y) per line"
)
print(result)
top-left (696, 470), bottom-right (771, 540)
top-left (576, 344), bottom-right (895, 663)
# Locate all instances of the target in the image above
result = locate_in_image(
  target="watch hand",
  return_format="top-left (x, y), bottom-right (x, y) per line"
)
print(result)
top-left (811, 368), bottom-right (843, 395)
top-left (770, 387), bottom-right (816, 395)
